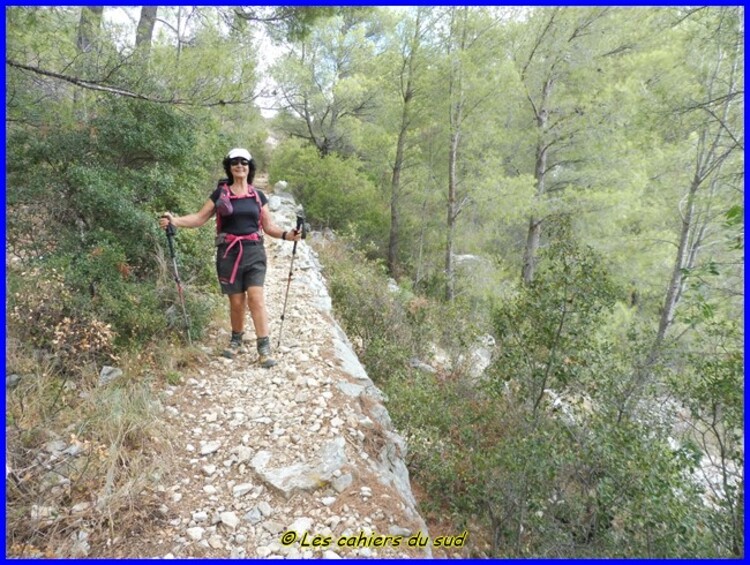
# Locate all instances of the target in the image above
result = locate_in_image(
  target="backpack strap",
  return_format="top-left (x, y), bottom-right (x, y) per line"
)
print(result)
top-left (214, 180), bottom-right (264, 236)
top-left (248, 185), bottom-right (264, 236)
top-left (216, 180), bottom-right (228, 235)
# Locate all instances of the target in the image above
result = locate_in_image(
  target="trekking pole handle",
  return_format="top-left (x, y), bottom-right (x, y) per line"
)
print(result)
top-left (161, 215), bottom-right (177, 257)
top-left (293, 216), bottom-right (305, 242)
top-left (294, 206), bottom-right (309, 240)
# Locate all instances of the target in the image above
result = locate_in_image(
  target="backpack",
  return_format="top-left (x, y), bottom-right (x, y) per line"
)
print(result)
top-left (214, 178), bottom-right (264, 236)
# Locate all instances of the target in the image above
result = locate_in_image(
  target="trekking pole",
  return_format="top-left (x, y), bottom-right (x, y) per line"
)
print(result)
top-left (278, 209), bottom-right (307, 348)
top-left (163, 218), bottom-right (192, 346)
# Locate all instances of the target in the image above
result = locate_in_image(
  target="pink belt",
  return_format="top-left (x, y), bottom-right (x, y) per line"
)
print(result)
top-left (220, 233), bottom-right (262, 285)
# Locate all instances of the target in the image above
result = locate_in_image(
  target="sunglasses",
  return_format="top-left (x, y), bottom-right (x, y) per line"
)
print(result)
top-left (229, 158), bottom-right (250, 166)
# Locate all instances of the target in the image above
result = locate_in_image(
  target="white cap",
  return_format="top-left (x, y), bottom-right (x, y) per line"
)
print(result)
top-left (227, 148), bottom-right (252, 160)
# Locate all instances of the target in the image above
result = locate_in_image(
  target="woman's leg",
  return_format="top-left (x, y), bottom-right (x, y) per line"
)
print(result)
top-left (228, 293), bottom-right (247, 333)
top-left (222, 292), bottom-right (248, 358)
top-left (247, 285), bottom-right (276, 367)
top-left (246, 285), bottom-right (269, 337)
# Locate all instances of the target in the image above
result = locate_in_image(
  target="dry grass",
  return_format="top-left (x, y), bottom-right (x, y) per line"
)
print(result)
top-left (5, 336), bottom-right (180, 557)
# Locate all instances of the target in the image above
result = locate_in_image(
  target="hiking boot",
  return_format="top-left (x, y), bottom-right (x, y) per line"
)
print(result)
top-left (222, 331), bottom-right (245, 359)
top-left (256, 336), bottom-right (277, 368)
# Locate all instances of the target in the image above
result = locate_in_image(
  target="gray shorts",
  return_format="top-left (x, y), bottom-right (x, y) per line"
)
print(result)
top-left (216, 242), bottom-right (266, 295)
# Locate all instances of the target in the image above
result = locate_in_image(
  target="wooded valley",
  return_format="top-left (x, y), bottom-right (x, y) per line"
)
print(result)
top-left (5, 6), bottom-right (743, 557)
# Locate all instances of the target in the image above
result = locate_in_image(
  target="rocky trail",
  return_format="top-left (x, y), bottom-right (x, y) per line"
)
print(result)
top-left (128, 190), bottom-right (433, 558)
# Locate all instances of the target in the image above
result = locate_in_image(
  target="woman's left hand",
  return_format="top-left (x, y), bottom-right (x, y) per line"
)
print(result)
top-left (159, 212), bottom-right (174, 230)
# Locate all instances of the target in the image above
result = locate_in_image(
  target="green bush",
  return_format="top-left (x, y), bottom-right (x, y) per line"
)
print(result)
top-left (6, 97), bottom-right (219, 369)
top-left (672, 319), bottom-right (744, 556)
top-left (488, 217), bottom-right (621, 403)
top-left (316, 236), bottom-right (498, 531)
top-left (476, 218), bottom-right (718, 556)
top-left (7, 242), bottom-right (213, 374)
top-left (317, 237), bottom-right (441, 378)
top-left (269, 138), bottom-right (388, 250)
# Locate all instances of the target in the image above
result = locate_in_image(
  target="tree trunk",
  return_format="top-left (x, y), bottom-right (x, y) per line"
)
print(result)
top-left (617, 9), bottom-right (742, 422)
top-left (387, 11), bottom-right (422, 278)
top-left (388, 147), bottom-right (403, 277)
top-left (521, 91), bottom-right (550, 285)
top-left (136, 7), bottom-right (158, 54)
top-left (446, 128), bottom-right (460, 301)
top-left (445, 7), bottom-right (467, 302)
top-left (414, 193), bottom-right (428, 289)
top-left (76, 7), bottom-right (103, 55)
top-left (75, 7), bottom-right (103, 112)
top-left (521, 216), bottom-right (542, 285)
top-left (652, 9), bottom-right (740, 352)
top-left (655, 177), bottom-right (699, 348)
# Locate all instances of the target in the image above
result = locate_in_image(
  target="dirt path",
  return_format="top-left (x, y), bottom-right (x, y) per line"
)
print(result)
top-left (126, 193), bottom-right (432, 558)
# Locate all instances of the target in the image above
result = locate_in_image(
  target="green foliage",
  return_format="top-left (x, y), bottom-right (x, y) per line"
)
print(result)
top-left (4, 6), bottom-right (743, 558)
top-left (489, 217), bottom-right (620, 405)
top-left (7, 95), bottom-right (218, 364)
top-left (477, 221), bottom-right (719, 556)
top-left (234, 6), bottom-right (341, 42)
top-left (316, 238), bottom-right (422, 376)
top-left (317, 216), bottom-right (719, 557)
top-left (667, 318), bottom-right (744, 556)
top-left (270, 139), bottom-right (388, 250)
top-left (94, 100), bottom-right (198, 168)
top-left (549, 411), bottom-right (712, 557)
top-left (318, 236), bottom-right (491, 382)
top-left (390, 371), bottom-right (491, 516)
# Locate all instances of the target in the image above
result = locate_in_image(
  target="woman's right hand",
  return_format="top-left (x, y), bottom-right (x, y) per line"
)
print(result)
top-left (159, 212), bottom-right (174, 230)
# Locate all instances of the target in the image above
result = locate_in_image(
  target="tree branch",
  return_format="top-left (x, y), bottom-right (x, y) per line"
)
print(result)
top-left (521, 8), bottom-right (558, 81)
top-left (7, 59), bottom-right (258, 107)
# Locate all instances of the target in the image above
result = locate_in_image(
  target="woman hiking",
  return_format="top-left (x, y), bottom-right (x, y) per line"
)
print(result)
top-left (159, 148), bottom-right (300, 368)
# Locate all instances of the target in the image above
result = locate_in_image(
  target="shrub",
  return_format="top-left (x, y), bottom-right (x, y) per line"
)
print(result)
top-left (7, 265), bottom-right (116, 370)
top-left (478, 218), bottom-right (718, 557)
top-left (7, 97), bottom-right (219, 364)
top-left (316, 237), bottom-right (435, 379)
top-left (488, 217), bottom-right (620, 406)
top-left (269, 138), bottom-right (388, 250)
